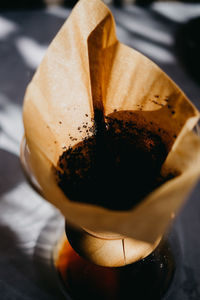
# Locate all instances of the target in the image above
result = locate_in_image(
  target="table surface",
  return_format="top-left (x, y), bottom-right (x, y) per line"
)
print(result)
top-left (1, 2), bottom-right (200, 299)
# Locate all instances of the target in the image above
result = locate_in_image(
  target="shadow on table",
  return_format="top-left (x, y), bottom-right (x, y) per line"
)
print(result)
top-left (0, 223), bottom-right (66, 299)
top-left (0, 149), bottom-right (23, 196)
top-left (0, 8), bottom-right (70, 106)
top-left (175, 16), bottom-right (200, 86)
top-left (0, 0), bottom-right (79, 10)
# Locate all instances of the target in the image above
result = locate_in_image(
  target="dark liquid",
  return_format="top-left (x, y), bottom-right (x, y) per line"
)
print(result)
top-left (56, 236), bottom-right (175, 300)
top-left (56, 114), bottom-right (170, 210)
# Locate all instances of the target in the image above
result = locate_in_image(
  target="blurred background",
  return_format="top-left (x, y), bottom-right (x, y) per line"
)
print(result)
top-left (1, 0), bottom-right (200, 9)
top-left (0, 0), bottom-right (200, 299)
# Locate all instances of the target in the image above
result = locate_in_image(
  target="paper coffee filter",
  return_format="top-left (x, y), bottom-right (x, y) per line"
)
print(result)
top-left (23, 0), bottom-right (200, 244)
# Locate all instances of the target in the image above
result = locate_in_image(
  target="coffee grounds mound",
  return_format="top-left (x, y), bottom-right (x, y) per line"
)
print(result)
top-left (56, 117), bottom-right (170, 211)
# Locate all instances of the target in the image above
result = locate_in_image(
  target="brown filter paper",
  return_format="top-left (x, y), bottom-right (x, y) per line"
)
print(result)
top-left (23, 0), bottom-right (200, 263)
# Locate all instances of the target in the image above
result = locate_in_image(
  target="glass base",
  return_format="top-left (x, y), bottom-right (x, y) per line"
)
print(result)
top-left (29, 205), bottom-right (182, 300)
top-left (54, 234), bottom-right (176, 300)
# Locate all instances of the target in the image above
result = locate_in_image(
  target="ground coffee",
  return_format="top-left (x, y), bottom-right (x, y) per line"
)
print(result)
top-left (56, 112), bottom-right (171, 210)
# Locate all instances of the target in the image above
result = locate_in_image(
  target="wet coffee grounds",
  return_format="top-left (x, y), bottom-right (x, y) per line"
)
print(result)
top-left (56, 115), bottom-right (170, 211)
